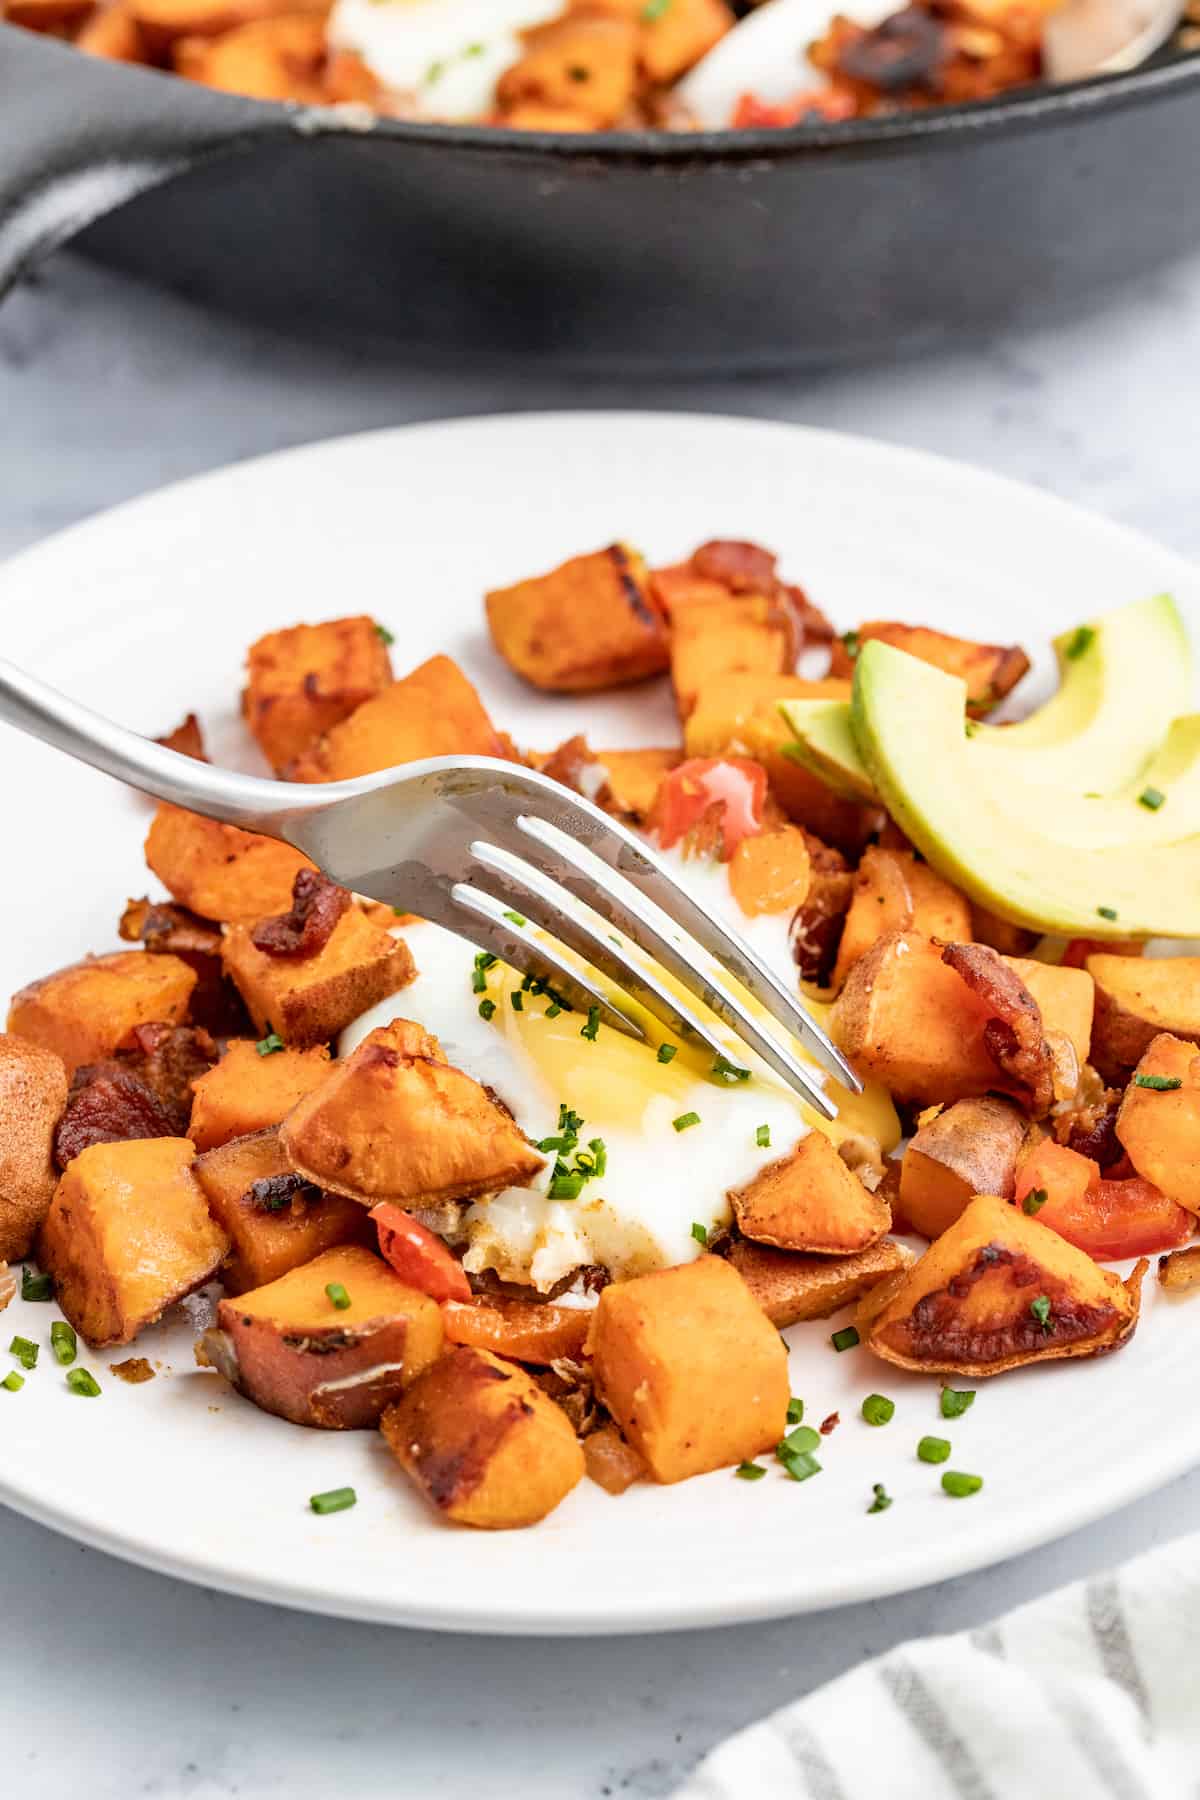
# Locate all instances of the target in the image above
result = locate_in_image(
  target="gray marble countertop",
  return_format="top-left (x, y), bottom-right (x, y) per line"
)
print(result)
top-left (3, 249), bottom-right (1199, 1800)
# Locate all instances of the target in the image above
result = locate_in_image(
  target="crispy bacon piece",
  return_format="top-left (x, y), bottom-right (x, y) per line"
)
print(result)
top-left (119, 1022), bottom-right (218, 1131)
top-left (119, 896), bottom-right (250, 1036)
top-left (688, 538), bottom-right (835, 644)
top-left (790, 832), bottom-right (853, 984)
top-left (250, 868), bottom-right (351, 959)
top-left (941, 941), bottom-right (1055, 1117)
top-left (55, 1066), bottom-right (174, 1169)
top-left (154, 713), bottom-right (208, 761)
top-left (1055, 1086), bottom-right (1124, 1171)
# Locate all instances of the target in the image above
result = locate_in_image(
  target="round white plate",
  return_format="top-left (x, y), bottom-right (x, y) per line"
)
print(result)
top-left (1, 412), bottom-right (1197, 1637)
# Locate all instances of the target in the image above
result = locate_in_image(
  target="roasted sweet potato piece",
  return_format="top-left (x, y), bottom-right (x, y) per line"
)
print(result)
top-left (791, 832), bottom-right (854, 984)
top-left (154, 712), bottom-right (208, 761)
top-left (831, 847), bottom-right (972, 990)
top-left (8, 950), bottom-right (197, 1076)
top-left (541, 740), bottom-right (681, 824)
top-left (286, 655), bottom-right (506, 783)
top-left (193, 1127), bottom-right (370, 1293)
top-left (670, 594), bottom-right (799, 721)
top-left (969, 903), bottom-right (1038, 957)
top-left (171, 10), bottom-right (328, 97)
top-left (0, 1034), bottom-right (68, 1261)
top-left (242, 615), bottom-right (394, 771)
top-left (830, 622), bottom-right (1030, 716)
top-left (39, 1137), bottom-right (229, 1348)
top-left (941, 942), bottom-right (1057, 1116)
top-left (145, 804), bottom-right (314, 924)
top-left (382, 1345), bottom-right (585, 1528)
top-left (900, 1096), bottom-right (1028, 1239)
top-left (589, 1256), bottom-right (789, 1483)
top-left (442, 1295), bottom-right (590, 1365)
top-left (1088, 955), bottom-right (1200, 1083)
top-left (486, 545), bottom-right (667, 692)
top-left (119, 895), bottom-right (249, 1036)
top-left (1159, 1245), bottom-right (1200, 1291)
top-left (188, 1039), bottom-right (332, 1151)
top-left (582, 1424), bottom-right (647, 1496)
top-left (727, 825), bottom-right (812, 918)
top-left (729, 1130), bottom-right (890, 1254)
top-left (222, 897), bottom-right (415, 1048)
top-left (130, 0), bottom-right (321, 45)
top-left (495, 102), bottom-right (597, 130)
top-left (3, 0), bottom-right (90, 24)
top-left (496, 13), bottom-right (639, 126)
top-left (76, 0), bottom-right (147, 58)
top-left (726, 1235), bottom-right (912, 1328)
top-left (864, 1194), bottom-right (1144, 1376)
top-left (1014, 1136), bottom-right (1192, 1260)
top-left (207, 1244), bottom-right (442, 1427)
top-left (282, 1020), bottom-right (544, 1204)
top-left (1116, 1033), bottom-right (1200, 1213)
top-left (639, 0), bottom-right (733, 82)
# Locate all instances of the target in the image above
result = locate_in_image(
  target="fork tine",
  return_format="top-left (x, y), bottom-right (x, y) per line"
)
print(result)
top-left (448, 884), bottom-right (645, 1039)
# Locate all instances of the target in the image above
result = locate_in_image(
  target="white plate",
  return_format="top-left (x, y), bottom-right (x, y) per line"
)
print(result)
top-left (1, 411), bottom-right (1197, 1637)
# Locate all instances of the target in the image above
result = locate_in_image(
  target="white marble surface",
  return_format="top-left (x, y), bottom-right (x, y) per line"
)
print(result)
top-left (3, 248), bottom-right (1200, 1800)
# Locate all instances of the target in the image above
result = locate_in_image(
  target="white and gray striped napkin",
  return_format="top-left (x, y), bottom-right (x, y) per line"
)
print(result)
top-left (673, 1533), bottom-right (1200, 1799)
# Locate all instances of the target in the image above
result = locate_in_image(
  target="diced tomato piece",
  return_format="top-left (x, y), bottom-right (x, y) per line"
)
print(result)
top-left (1015, 1139), bottom-right (1192, 1260)
top-left (655, 757), bottom-right (767, 860)
top-left (732, 90), bottom-right (856, 129)
top-left (371, 1202), bottom-right (471, 1302)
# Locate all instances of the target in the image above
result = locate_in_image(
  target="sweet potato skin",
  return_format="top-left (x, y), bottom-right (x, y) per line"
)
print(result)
top-left (243, 614), bottom-right (393, 770)
top-left (589, 1256), bottom-right (789, 1483)
top-left (1116, 1033), bottom-right (1200, 1214)
top-left (39, 1137), bottom-right (228, 1347)
top-left (729, 1130), bottom-right (890, 1254)
top-left (188, 1039), bottom-right (331, 1151)
top-left (286, 655), bottom-right (506, 783)
top-left (900, 1096), bottom-right (1028, 1239)
top-left (486, 545), bottom-right (667, 692)
top-left (1088, 954), bottom-right (1200, 1083)
top-left (193, 1127), bottom-right (371, 1293)
top-left (0, 1034), bottom-right (69, 1260)
top-left (727, 1236), bottom-right (912, 1328)
top-left (7, 951), bottom-right (197, 1076)
top-left (381, 1345), bottom-right (585, 1528)
top-left (145, 803), bottom-right (314, 923)
top-left (212, 1244), bottom-right (443, 1427)
top-left (222, 906), bottom-right (415, 1047)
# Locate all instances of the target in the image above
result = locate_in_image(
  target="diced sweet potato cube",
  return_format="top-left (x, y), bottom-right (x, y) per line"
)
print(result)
top-left (1116, 1033), bottom-right (1200, 1214)
top-left (381, 1345), bottom-right (585, 1528)
top-left (209, 1244), bottom-right (442, 1427)
top-left (830, 622), bottom-right (1030, 716)
top-left (639, 0), bottom-right (733, 82)
top-left (1159, 1245), bottom-right (1200, 1292)
top-left (76, 0), bottom-right (147, 58)
top-left (589, 1256), bottom-right (789, 1483)
top-left (969, 903), bottom-right (1038, 957)
top-left (900, 1095), bottom-right (1028, 1239)
top-left (119, 895), bottom-right (249, 1037)
top-left (495, 14), bottom-right (638, 127)
top-left (173, 11), bottom-right (327, 98)
top-left (188, 1039), bottom-right (332, 1151)
top-left (670, 595), bottom-right (798, 721)
top-left (486, 545), bottom-right (667, 692)
top-left (832, 846), bottom-right (972, 990)
top-left (8, 950), bottom-right (197, 1076)
top-left (864, 1194), bottom-right (1144, 1376)
top-left (441, 1295), bottom-right (590, 1365)
top-left (154, 712), bottom-right (208, 760)
top-left (286, 655), bottom-right (506, 783)
top-left (130, 0), bottom-right (321, 45)
top-left (0, 1034), bottom-right (69, 1261)
top-left (728, 825), bottom-right (811, 918)
top-left (1088, 954), bottom-right (1200, 1083)
top-left (39, 1137), bottom-right (228, 1347)
top-left (221, 906), bottom-right (415, 1048)
top-left (727, 1236), bottom-right (913, 1328)
top-left (598, 748), bottom-right (681, 820)
top-left (145, 803), bottom-right (314, 923)
top-left (1010, 958), bottom-right (1094, 1073)
top-left (243, 615), bottom-right (394, 771)
top-left (495, 102), bottom-right (596, 130)
top-left (193, 1127), bottom-right (370, 1292)
top-left (730, 1130), bottom-right (890, 1254)
top-left (282, 1020), bottom-right (544, 1204)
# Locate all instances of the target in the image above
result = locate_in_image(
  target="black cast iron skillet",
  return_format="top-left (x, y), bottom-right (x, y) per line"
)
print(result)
top-left (1, 22), bottom-right (1198, 369)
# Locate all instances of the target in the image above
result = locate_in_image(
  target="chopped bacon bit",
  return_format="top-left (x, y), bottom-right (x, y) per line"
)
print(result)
top-left (941, 941), bottom-right (1055, 1117)
top-left (251, 868), bottom-right (351, 959)
top-left (790, 832), bottom-right (853, 984)
top-left (154, 712), bottom-right (208, 761)
top-left (819, 1411), bottom-right (840, 1435)
top-left (691, 540), bottom-right (780, 594)
top-left (55, 1066), bottom-right (175, 1170)
top-left (1055, 1087), bottom-right (1124, 1171)
top-left (118, 1022), bottom-right (218, 1132)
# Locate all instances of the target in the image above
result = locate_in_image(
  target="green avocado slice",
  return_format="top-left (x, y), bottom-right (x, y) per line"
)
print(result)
top-left (851, 641), bottom-right (1200, 939)
top-left (781, 593), bottom-right (1190, 807)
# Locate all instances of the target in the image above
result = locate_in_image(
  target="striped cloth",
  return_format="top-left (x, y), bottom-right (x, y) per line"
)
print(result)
top-left (672, 1535), bottom-right (1200, 1799)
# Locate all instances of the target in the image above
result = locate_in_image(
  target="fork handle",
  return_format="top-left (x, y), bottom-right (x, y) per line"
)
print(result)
top-left (0, 655), bottom-right (292, 833)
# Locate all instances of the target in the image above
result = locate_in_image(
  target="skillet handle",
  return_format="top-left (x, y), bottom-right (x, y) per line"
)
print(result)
top-left (0, 25), bottom-right (292, 298)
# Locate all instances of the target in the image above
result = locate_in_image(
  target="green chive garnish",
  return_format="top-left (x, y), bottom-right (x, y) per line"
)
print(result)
top-left (548, 1173), bottom-right (585, 1200)
top-left (786, 1397), bottom-right (804, 1424)
top-left (940, 1387), bottom-right (975, 1419)
top-left (478, 999), bottom-right (496, 1021)
top-left (375, 623), bottom-right (395, 646)
top-left (1097, 905), bottom-right (1119, 922)
top-left (755, 1124), bottom-right (771, 1148)
top-left (867, 1482), bottom-right (892, 1514)
top-left (942, 1471), bottom-right (984, 1498)
top-left (779, 1424), bottom-right (821, 1457)
top-left (657, 1043), bottom-right (677, 1064)
top-left (831, 1326), bottom-right (859, 1352)
top-left (50, 1322), bottom-right (77, 1366)
top-left (511, 990), bottom-right (524, 1012)
top-left (581, 1006), bottom-right (600, 1042)
top-left (1134, 1073), bottom-right (1183, 1091)
top-left (256, 1032), bottom-right (284, 1056)
top-left (325, 1283), bottom-right (351, 1311)
top-left (917, 1436), bottom-right (951, 1464)
top-left (690, 1222), bottom-right (708, 1246)
top-left (1022, 1187), bottom-right (1048, 1215)
top-left (711, 1056), bottom-right (751, 1084)
top-left (21, 1267), bottom-right (52, 1302)
top-left (735, 1460), bottom-right (766, 1480)
top-left (1031, 1294), bottom-right (1052, 1332)
top-left (546, 1004), bottom-right (562, 1018)
top-left (673, 1111), bottom-right (700, 1132)
top-left (778, 1449), bottom-right (821, 1483)
top-left (1139, 786), bottom-right (1166, 811)
top-left (2, 1371), bottom-right (23, 1393)
top-left (841, 629), bottom-right (860, 660)
top-left (310, 1486), bottom-right (357, 1515)
top-left (1065, 624), bottom-right (1095, 660)
top-left (862, 1393), bottom-right (895, 1427)
top-left (588, 1138), bottom-right (607, 1177)
top-left (66, 1369), bottom-right (101, 1397)
top-left (503, 910), bottom-right (526, 928)
top-left (9, 1335), bottom-right (38, 1370)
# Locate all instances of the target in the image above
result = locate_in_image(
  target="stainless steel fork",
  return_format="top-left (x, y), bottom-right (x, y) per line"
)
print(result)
top-left (0, 658), bottom-right (859, 1119)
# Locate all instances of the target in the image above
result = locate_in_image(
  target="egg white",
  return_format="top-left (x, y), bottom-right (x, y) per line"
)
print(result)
top-left (327, 0), bottom-right (563, 118)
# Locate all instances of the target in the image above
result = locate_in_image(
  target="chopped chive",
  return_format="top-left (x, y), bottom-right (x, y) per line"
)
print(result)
top-left (867, 1482), bottom-right (892, 1514)
top-left (711, 1055), bottom-right (751, 1084)
top-left (642, 0), bottom-right (672, 18)
top-left (779, 1424), bottom-right (821, 1457)
top-left (1097, 905), bottom-right (1119, 922)
top-left (511, 990), bottom-right (524, 1012)
top-left (1065, 624), bottom-right (1095, 660)
top-left (66, 1368), bottom-right (101, 1397)
top-left (755, 1123), bottom-right (771, 1148)
top-left (588, 1138), bottom-right (607, 1177)
top-left (940, 1386), bottom-right (975, 1419)
top-left (942, 1470), bottom-right (984, 1498)
top-left (841, 628), bottom-right (860, 660)
top-left (786, 1396), bottom-right (804, 1424)
top-left (50, 1321), bottom-right (77, 1366)
top-left (375, 622), bottom-right (395, 646)
top-left (1139, 786), bottom-right (1166, 811)
top-left (546, 1004), bottom-right (562, 1019)
top-left (1031, 1294), bottom-right (1052, 1332)
top-left (690, 1221), bottom-right (708, 1246)
top-left (478, 998), bottom-right (496, 1021)
top-left (21, 1267), bottom-right (52, 1302)
top-left (735, 1460), bottom-right (766, 1480)
top-left (831, 1326), bottom-right (860, 1352)
top-left (548, 1173), bottom-right (585, 1201)
top-left (9, 1335), bottom-right (38, 1370)
top-left (581, 1006), bottom-right (600, 1042)
top-left (392, 905), bottom-right (407, 916)
top-left (861, 1393), bottom-right (894, 1427)
top-left (2, 1371), bottom-right (23, 1393)
top-left (656, 1043), bottom-right (677, 1064)
top-left (472, 968), bottom-right (487, 993)
top-left (310, 1486), bottom-right (356, 1515)
top-left (536, 1134), bottom-right (569, 1152)
top-left (503, 910), bottom-right (526, 928)
top-left (255, 1032), bottom-right (284, 1056)
top-left (964, 721), bottom-right (980, 738)
top-left (673, 1111), bottom-right (701, 1132)
top-left (1022, 1187), bottom-right (1048, 1215)
top-left (325, 1282), bottom-right (351, 1311)
top-left (917, 1435), bottom-right (951, 1464)
top-left (778, 1449), bottom-right (821, 1483)
top-left (1134, 1073), bottom-right (1183, 1091)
